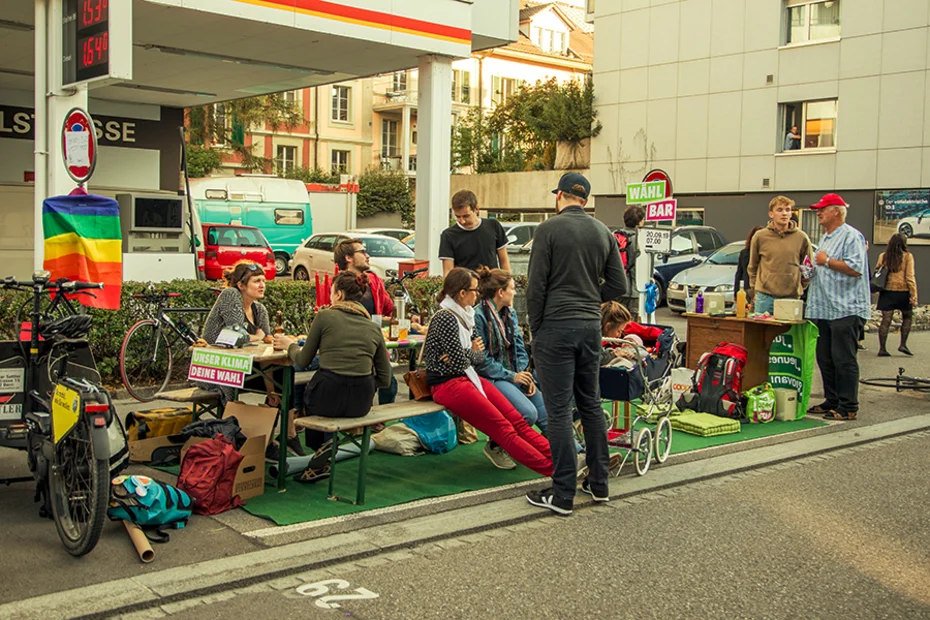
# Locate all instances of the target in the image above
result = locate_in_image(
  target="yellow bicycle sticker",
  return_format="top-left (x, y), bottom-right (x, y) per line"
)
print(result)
top-left (52, 384), bottom-right (81, 444)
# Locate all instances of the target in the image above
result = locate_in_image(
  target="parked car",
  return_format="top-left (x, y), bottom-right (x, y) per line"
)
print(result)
top-left (501, 222), bottom-right (538, 246)
top-left (401, 232), bottom-right (415, 249)
top-left (652, 226), bottom-right (728, 304)
top-left (201, 224), bottom-right (277, 281)
top-left (289, 232), bottom-right (415, 280)
top-left (666, 241), bottom-right (742, 313)
top-left (349, 228), bottom-right (413, 242)
top-left (897, 210), bottom-right (930, 238)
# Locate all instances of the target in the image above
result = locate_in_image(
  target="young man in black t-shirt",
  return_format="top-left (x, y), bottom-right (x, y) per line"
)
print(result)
top-left (439, 190), bottom-right (511, 276)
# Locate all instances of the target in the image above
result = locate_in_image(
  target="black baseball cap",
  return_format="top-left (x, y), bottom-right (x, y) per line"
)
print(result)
top-left (551, 172), bottom-right (591, 200)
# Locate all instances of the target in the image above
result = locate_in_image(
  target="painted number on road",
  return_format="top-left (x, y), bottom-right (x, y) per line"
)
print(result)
top-left (642, 228), bottom-right (672, 254)
top-left (295, 579), bottom-right (380, 609)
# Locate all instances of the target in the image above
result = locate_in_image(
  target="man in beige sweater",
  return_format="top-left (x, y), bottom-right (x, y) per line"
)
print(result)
top-left (748, 196), bottom-right (814, 315)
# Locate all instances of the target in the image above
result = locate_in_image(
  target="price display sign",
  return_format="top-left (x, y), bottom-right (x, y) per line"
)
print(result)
top-left (642, 227), bottom-right (672, 254)
top-left (62, 0), bottom-right (131, 87)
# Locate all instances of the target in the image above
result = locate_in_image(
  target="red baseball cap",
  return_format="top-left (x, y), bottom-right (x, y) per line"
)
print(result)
top-left (811, 193), bottom-right (848, 209)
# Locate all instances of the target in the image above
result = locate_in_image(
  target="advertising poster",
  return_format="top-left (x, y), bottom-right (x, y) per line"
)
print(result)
top-left (873, 189), bottom-right (930, 246)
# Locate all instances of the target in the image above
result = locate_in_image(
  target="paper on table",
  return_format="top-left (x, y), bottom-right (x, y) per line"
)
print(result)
top-left (65, 130), bottom-right (90, 167)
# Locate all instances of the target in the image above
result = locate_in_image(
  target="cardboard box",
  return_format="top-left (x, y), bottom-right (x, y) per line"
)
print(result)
top-left (774, 299), bottom-right (804, 321)
top-left (704, 293), bottom-right (726, 314)
top-left (179, 401), bottom-right (278, 501)
top-left (127, 406), bottom-right (194, 464)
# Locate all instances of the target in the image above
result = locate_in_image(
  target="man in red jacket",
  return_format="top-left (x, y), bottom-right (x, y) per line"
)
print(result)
top-left (334, 239), bottom-right (396, 403)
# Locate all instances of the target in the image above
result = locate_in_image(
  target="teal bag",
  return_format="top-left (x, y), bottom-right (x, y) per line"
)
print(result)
top-left (108, 475), bottom-right (193, 542)
top-left (401, 411), bottom-right (458, 454)
top-left (743, 383), bottom-right (776, 423)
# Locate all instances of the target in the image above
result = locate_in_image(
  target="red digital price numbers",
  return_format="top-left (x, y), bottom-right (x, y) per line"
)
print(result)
top-left (79, 32), bottom-right (109, 69)
top-left (79, 0), bottom-right (108, 30)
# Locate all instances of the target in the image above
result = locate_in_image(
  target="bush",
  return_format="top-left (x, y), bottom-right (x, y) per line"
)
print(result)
top-left (357, 168), bottom-right (415, 226)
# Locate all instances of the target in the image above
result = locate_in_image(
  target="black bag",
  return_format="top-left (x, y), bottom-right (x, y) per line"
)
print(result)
top-left (176, 417), bottom-right (247, 450)
top-left (870, 265), bottom-right (888, 293)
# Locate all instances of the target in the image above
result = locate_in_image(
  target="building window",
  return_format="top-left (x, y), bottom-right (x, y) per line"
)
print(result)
top-left (276, 145), bottom-right (297, 173)
top-left (331, 149), bottom-right (350, 175)
top-left (676, 208), bottom-right (705, 227)
top-left (451, 69), bottom-right (472, 104)
top-left (781, 99), bottom-right (837, 151)
top-left (391, 71), bottom-right (407, 93)
top-left (282, 90), bottom-right (298, 104)
top-left (786, 0), bottom-right (840, 45)
top-left (331, 85), bottom-right (351, 122)
top-left (491, 76), bottom-right (522, 107)
top-left (212, 103), bottom-right (228, 147)
top-left (381, 120), bottom-right (399, 158)
top-left (531, 25), bottom-right (569, 54)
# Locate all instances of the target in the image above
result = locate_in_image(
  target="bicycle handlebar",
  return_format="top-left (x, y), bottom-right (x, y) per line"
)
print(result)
top-left (1, 275), bottom-right (103, 291)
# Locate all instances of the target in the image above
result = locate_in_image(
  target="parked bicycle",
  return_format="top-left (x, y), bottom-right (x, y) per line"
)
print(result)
top-left (0, 271), bottom-right (121, 556)
top-left (860, 367), bottom-right (930, 393)
top-left (119, 285), bottom-right (214, 402)
top-left (384, 266), bottom-right (428, 318)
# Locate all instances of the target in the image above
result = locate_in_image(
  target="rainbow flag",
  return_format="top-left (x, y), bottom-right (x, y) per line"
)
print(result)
top-left (43, 194), bottom-right (122, 309)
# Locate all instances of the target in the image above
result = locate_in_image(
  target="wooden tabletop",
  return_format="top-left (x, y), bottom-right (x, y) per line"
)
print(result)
top-left (196, 343), bottom-right (290, 363)
top-left (682, 313), bottom-right (807, 326)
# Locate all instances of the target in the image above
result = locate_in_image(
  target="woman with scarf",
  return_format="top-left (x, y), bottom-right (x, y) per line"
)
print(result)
top-left (274, 271), bottom-right (393, 476)
top-left (473, 267), bottom-right (547, 468)
top-left (425, 267), bottom-right (552, 476)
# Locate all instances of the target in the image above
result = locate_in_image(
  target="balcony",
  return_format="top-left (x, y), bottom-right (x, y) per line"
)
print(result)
top-left (379, 155), bottom-right (417, 175)
top-left (374, 89), bottom-right (418, 112)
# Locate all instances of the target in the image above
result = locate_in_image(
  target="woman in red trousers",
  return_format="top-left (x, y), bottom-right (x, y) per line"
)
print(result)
top-left (424, 267), bottom-right (552, 476)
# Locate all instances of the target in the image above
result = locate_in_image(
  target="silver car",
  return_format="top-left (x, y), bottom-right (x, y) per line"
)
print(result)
top-left (666, 242), bottom-right (743, 313)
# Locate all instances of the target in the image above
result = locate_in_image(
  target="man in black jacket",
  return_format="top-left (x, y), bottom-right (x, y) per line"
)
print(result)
top-left (525, 172), bottom-right (627, 515)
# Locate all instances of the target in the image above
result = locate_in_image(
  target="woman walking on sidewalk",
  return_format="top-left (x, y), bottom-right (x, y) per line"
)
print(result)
top-left (425, 267), bottom-right (552, 476)
top-left (875, 233), bottom-right (918, 357)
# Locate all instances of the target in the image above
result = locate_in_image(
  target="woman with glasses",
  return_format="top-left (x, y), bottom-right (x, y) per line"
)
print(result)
top-left (424, 267), bottom-right (552, 475)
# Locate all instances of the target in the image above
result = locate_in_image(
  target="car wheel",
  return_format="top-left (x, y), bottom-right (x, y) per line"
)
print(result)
top-left (900, 224), bottom-right (914, 238)
top-left (293, 266), bottom-right (309, 281)
top-left (274, 253), bottom-right (289, 276)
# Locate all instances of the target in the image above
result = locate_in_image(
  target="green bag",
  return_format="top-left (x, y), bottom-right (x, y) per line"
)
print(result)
top-left (743, 383), bottom-right (776, 423)
top-left (768, 322), bottom-right (819, 420)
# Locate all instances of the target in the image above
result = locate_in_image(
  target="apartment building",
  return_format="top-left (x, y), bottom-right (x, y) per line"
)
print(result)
top-left (212, 1), bottom-right (594, 179)
top-left (589, 0), bottom-right (930, 299)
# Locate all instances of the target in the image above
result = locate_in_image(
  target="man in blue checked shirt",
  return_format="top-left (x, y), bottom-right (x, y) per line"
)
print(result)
top-left (805, 193), bottom-right (872, 421)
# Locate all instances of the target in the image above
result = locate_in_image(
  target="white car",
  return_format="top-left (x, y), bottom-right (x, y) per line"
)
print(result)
top-left (897, 211), bottom-right (930, 238)
top-left (289, 232), bottom-right (415, 281)
top-left (349, 227), bottom-right (413, 243)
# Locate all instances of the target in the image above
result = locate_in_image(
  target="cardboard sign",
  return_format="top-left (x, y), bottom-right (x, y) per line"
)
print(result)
top-left (642, 227), bottom-right (672, 254)
top-left (188, 349), bottom-right (253, 388)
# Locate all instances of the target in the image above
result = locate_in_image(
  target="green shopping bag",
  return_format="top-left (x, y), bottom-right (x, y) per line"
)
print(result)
top-left (743, 383), bottom-right (776, 423)
top-left (768, 321), bottom-right (818, 420)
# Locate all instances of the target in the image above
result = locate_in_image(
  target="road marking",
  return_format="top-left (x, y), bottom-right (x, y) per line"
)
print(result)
top-left (295, 579), bottom-right (379, 609)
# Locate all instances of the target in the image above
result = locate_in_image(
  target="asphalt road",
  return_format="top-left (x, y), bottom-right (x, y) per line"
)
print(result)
top-left (174, 430), bottom-right (930, 620)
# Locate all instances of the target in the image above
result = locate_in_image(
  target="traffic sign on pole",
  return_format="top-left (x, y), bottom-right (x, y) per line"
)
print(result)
top-left (61, 107), bottom-right (97, 184)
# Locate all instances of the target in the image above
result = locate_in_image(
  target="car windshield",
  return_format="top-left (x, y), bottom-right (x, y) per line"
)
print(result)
top-left (706, 244), bottom-right (742, 265)
top-left (361, 237), bottom-right (415, 258)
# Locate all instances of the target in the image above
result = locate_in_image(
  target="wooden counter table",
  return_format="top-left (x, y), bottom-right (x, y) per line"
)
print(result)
top-left (683, 314), bottom-right (807, 389)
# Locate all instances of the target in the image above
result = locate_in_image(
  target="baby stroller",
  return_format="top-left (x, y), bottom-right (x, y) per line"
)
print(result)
top-left (595, 325), bottom-right (684, 477)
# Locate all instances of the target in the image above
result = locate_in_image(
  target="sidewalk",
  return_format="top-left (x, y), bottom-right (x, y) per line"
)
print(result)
top-left (0, 315), bottom-right (927, 607)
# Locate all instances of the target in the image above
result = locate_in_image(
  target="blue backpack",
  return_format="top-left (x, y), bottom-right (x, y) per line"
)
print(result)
top-left (108, 475), bottom-right (193, 542)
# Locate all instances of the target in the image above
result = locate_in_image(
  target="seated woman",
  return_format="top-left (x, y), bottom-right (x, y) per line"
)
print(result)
top-left (473, 267), bottom-right (547, 468)
top-left (199, 262), bottom-right (303, 457)
top-left (273, 271), bottom-right (392, 480)
top-left (425, 267), bottom-right (552, 476)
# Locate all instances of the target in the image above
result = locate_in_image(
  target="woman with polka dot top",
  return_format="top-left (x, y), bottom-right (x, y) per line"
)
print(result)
top-left (424, 267), bottom-right (552, 475)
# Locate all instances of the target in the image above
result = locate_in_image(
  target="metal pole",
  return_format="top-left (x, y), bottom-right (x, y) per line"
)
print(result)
top-left (34, 0), bottom-right (48, 271)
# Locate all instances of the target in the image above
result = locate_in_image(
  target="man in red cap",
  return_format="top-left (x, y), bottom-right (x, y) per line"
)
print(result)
top-left (805, 193), bottom-right (871, 421)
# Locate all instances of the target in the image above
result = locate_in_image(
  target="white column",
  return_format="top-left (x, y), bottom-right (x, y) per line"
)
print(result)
top-left (414, 55), bottom-right (453, 276)
top-left (401, 105), bottom-right (411, 175)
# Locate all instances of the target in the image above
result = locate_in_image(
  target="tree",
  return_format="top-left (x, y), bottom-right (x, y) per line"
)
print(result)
top-left (451, 106), bottom-right (526, 174)
top-left (279, 166), bottom-right (340, 184)
top-left (186, 94), bottom-right (303, 171)
top-left (185, 145), bottom-right (223, 178)
top-left (357, 168), bottom-right (415, 226)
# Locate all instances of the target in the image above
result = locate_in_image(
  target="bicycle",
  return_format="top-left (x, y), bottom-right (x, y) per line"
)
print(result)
top-left (119, 285), bottom-right (214, 402)
top-left (860, 367), bottom-right (930, 393)
top-left (0, 271), bottom-right (119, 556)
top-left (384, 266), bottom-right (428, 318)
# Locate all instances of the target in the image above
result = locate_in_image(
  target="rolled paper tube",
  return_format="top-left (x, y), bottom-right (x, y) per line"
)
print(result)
top-left (269, 438), bottom-right (372, 478)
top-left (123, 520), bottom-right (155, 563)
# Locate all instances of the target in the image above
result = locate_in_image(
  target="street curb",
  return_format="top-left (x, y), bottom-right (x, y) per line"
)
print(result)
top-left (5, 414), bottom-right (930, 620)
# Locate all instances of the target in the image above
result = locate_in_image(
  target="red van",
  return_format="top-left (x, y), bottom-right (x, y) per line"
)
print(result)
top-left (201, 224), bottom-right (276, 280)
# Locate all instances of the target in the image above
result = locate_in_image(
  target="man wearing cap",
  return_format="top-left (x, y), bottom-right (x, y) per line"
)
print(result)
top-left (525, 172), bottom-right (627, 515)
top-left (806, 193), bottom-right (871, 421)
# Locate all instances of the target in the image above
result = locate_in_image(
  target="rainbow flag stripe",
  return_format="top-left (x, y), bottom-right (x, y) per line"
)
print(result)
top-left (42, 195), bottom-right (122, 309)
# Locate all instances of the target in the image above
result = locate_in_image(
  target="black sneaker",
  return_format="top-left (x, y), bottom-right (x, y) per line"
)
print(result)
top-left (580, 479), bottom-right (610, 503)
top-left (526, 488), bottom-right (573, 516)
top-left (287, 436), bottom-right (307, 457)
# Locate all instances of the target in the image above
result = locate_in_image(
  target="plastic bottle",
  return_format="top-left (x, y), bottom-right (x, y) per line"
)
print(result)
top-left (736, 289), bottom-right (747, 318)
top-left (695, 290), bottom-right (705, 314)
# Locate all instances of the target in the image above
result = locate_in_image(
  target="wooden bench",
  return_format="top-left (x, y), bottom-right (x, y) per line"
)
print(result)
top-left (294, 399), bottom-right (445, 505)
top-left (155, 387), bottom-right (223, 421)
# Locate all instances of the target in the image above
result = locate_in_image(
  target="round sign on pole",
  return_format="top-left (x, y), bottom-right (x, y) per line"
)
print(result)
top-left (61, 107), bottom-right (98, 185)
top-left (643, 169), bottom-right (673, 198)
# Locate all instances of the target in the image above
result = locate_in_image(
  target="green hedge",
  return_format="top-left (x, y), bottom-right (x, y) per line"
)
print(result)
top-left (0, 274), bottom-right (529, 390)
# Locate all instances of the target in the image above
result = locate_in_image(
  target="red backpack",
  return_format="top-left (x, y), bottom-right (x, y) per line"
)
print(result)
top-left (679, 343), bottom-right (748, 419)
top-left (613, 231), bottom-right (635, 272)
top-left (178, 436), bottom-right (244, 515)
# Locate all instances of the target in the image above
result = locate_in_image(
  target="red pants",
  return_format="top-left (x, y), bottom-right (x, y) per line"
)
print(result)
top-left (432, 376), bottom-right (553, 476)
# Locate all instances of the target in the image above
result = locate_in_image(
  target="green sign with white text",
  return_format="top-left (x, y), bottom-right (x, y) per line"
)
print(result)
top-left (626, 181), bottom-right (667, 204)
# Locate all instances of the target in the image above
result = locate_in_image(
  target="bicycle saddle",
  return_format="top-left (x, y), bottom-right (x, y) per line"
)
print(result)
top-left (40, 314), bottom-right (92, 340)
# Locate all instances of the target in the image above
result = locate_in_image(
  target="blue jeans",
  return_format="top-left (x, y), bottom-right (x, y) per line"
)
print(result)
top-left (754, 291), bottom-right (775, 315)
top-left (491, 379), bottom-right (548, 434)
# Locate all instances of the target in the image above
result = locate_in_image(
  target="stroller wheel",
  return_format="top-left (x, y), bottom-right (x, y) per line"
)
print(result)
top-left (654, 417), bottom-right (673, 464)
top-left (634, 428), bottom-right (653, 476)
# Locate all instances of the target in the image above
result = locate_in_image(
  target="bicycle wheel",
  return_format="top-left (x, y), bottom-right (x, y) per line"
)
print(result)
top-left (860, 376), bottom-right (930, 390)
top-left (49, 416), bottom-right (109, 556)
top-left (120, 320), bottom-right (172, 401)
